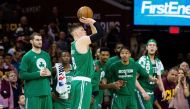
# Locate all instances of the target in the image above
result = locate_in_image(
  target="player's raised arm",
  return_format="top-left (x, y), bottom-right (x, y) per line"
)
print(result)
top-left (79, 17), bottom-right (104, 44)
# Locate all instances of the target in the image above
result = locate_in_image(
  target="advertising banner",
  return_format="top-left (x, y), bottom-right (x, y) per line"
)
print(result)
top-left (134, 0), bottom-right (190, 26)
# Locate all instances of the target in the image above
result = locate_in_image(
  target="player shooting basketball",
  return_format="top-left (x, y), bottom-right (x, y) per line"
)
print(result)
top-left (68, 6), bottom-right (104, 109)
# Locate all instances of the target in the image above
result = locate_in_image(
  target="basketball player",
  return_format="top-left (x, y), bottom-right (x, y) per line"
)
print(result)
top-left (91, 47), bottom-right (110, 109)
top-left (108, 46), bottom-right (158, 109)
top-left (105, 42), bottom-right (124, 82)
top-left (52, 50), bottom-right (74, 109)
top-left (19, 32), bottom-right (52, 109)
top-left (69, 17), bottom-right (104, 109)
top-left (136, 39), bottom-right (166, 109)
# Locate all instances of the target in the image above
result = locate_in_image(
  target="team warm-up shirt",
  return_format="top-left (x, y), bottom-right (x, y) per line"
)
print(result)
top-left (19, 50), bottom-right (52, 97)
top-left (71, 41), bottom-right (94, 78)
top-left (108, 59), bottom-right (149, 95)
top-left (92, 60), bottom-right (107, 92)
top-left (138, 55), bottom-right (164, 91)
top-left (105, 56), bottom-right (135, 83)
top-left (105, 56), bottom-right (120, 83)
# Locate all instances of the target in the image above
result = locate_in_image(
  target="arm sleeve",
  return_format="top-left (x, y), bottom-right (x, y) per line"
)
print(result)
top-left (19, 56), bottom-right (41, 80)
top-left (90, 22), bottom-right (104, 43)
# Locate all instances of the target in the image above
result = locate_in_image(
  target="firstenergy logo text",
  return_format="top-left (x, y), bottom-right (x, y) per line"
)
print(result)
top-left (141, 1), bottom-right (190, 18)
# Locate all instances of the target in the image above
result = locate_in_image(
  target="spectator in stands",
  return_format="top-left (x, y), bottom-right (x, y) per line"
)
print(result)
top-left (48, 42), bottom-right (61, 61)
top-left (15, 16), bottom-right (33, 52)
top-left (48, 20), bottom-right (59, 41)
top-left (154, 67), bottom-right (178, 109)
top-left (169, 68), bottom-right (190, 109)
top-left (11, 51), bottom-right (23, 72)
top-left (0, 71), bottom-right (14, 109)
top-left (8, 38), bottom-right (25, 56)
top-left (8, 71), bottom-right (22, 108)
top-left (14, 94), bottom-right (25, 109)
top-left (39, 26), bottom-right (53, 52)
top-left (2, 36), bottom-right (11, 53)
top-left (179, 61), bottom-right (190, 77)
top-left (179, 61), bottom-right (190, 107)
top-left (3, 53), bottom-right (18, 75)
top-left (56, 31), bottom-right (68, 51)
top-left (15, 16), bottom-right (33, 38)
top-left (48, 6), bottom-right (67, 32)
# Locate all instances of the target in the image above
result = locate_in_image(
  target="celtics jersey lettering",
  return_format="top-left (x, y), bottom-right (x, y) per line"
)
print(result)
top-left (149, 63), bottom-right (157, 84)
top-left (71, 41), bottom-right (94, 78)
top-left (138, 55), bottom-right (164, 91)
top-left (108, 60), bottom-right (149, 95)
top-left (118, 69), bottom-right (134, 78)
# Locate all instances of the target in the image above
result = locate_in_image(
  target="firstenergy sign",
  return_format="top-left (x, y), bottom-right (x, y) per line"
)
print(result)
top-left (142, 1), bottom-right (190, 18)
top-left (134, 0), bottom-right (190, 26)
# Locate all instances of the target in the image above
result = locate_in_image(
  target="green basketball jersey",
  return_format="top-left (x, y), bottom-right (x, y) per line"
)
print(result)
top-left (106, 56), bottom-right (135, 70)
top-left (53, 64), bottom-right (74, 107)
top-left (105, 56), bottom-right (135, 83)
top-left (108, 60), bottom-right (149, 95)
top-left (92, 60), bottom-right (107, 92)
top-left (106, 56), bottom-right (120, 70)
top-left (19, 50), bottom-right (52, 97)
top-left (71, 41), bottom-right (94, 78)
top-left (105, 56), bottom-right (120, 83)
top-left (137, 55), bottom-right (164, 91)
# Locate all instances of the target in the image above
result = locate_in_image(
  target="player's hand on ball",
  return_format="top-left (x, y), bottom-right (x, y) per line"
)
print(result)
top-left (79, 17), bottom-right (96, 25)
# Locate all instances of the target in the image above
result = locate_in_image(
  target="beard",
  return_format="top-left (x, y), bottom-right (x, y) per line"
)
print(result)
top-left (33, 44), bottom-right (42, 48)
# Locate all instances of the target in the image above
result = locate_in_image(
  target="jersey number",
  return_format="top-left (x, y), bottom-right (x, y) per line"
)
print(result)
top-left (72, 57), bottom-right (77, 70)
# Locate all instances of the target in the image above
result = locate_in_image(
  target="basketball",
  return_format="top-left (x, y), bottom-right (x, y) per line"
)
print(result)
top-left (77, 6), bottom-right (93, 18)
